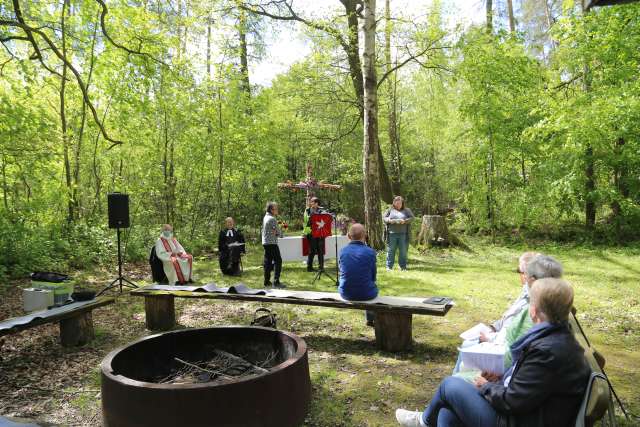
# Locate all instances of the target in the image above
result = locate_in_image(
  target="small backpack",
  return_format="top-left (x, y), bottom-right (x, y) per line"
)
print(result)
top-left (250, 308), bottom-right (277, 328)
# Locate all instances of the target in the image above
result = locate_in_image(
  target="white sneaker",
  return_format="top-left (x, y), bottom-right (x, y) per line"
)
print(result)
top-left (395, 409), bottom-right (424, 427)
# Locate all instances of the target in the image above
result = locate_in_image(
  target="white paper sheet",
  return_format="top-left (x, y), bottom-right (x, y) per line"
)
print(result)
top-left (459, 342), bottom-right (505, 375)
top-left (459, 323), bottom-right (493, 341)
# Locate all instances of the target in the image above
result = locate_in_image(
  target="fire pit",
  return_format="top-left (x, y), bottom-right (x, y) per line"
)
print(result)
top-left (101, 326), bottom-right (311, 427)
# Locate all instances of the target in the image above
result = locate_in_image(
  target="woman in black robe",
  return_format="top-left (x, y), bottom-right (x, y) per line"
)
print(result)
top-left (218, 217), bottom-right (246, 276)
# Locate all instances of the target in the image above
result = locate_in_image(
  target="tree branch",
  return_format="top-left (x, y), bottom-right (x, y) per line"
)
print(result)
top-left (553, 72), bottom-right (584, 90)
top-left (377, 43), bottom-right (451, 88)
top-left (93, 0), bottom-right (167, 66)
top-left (241, 1), bottom-right (351, 52)
top-left (0, 18), bottom-right (123, 147)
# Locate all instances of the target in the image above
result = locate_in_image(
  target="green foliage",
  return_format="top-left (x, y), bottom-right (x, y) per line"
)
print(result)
top-left (1, 1), bottom-right (640, 279)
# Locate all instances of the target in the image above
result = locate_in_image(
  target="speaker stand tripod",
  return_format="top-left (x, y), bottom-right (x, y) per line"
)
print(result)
top-left (97, 227), bottom-right (138, 296)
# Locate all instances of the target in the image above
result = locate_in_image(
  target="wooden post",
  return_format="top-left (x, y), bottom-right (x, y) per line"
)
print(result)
top-left (374, 311), bottom-right (412, 351)
top-left (59, 312), bottom-right (94, 347)
top-left (145, 295), bottom-right (175, 331)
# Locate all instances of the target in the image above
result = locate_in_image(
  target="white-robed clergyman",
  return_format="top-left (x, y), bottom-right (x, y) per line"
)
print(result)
top-left (155, 224), bottom-right (193, 285)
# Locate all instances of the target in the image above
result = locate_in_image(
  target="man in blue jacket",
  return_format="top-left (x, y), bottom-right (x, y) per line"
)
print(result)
top-left (338, 223), bottom-right (378, 326)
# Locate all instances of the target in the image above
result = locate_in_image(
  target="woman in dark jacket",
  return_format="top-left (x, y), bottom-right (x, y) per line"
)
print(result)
top-left (395, 278), bottom-right (591, 427)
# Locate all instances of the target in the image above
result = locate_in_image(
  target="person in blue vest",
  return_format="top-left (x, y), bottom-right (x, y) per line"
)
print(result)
top-left (338, 223), bottom-right (378, 326)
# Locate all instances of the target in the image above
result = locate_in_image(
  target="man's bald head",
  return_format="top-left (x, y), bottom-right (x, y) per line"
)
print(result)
top-left (348, 223), bottom-right (366, 242)
top-left (162, 224), bottom-right (173, 232)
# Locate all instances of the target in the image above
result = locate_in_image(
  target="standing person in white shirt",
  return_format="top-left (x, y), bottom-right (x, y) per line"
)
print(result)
top-left (262, 202), bottom-right (285, 288)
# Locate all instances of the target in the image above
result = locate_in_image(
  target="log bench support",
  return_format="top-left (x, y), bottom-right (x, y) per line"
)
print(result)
top-left (145, 295), bottom-right (176, 331)
top-left (374, 311), bottom-right (413, 352)
top-left (59, 311), bottom-right (95, 347)
top-left (134, 290), bottom-right (451, 353)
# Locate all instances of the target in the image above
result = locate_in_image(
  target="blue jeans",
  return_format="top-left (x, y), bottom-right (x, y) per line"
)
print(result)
top-left (422, 377), bottom-right (497, 427)
top-left (386, 233), bottom-right (408, 269)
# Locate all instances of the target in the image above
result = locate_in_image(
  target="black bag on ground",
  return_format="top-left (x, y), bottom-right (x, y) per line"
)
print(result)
top-left (149, 246), bottom-right (168, 283)
top-left (251, 308), bottom-right (277, 328)
top-left (30, 272), bottom-right (70, 282)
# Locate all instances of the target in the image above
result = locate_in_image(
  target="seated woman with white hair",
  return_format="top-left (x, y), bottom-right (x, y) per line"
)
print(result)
top-left (396, 278), bottom-right (590, 427)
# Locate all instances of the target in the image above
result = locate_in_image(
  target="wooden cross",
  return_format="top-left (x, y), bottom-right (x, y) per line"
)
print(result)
top-left (277, 163), bottom-right (342, 201)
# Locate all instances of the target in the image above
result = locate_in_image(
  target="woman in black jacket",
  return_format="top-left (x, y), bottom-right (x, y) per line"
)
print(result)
top-left (395, 278), bottom-right (591, 427)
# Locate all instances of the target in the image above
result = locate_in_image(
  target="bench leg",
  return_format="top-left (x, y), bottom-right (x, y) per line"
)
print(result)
top-left (60, 312), bottom-right (94, 347)
top-left (375, 312), bottom-right (412, 352)
top-left (145, 295), bottom-right (175, 331)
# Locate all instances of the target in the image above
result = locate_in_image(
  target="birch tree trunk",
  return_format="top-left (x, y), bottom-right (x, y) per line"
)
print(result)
top-left (361, 0), bottom-right (384, 250)
top-left (341, 0), bottom-right (393, 203)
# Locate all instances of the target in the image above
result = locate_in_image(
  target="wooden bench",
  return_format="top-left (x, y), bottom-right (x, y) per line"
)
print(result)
top-left (131, 287), bottom-right (452, 352)
top-left (0, 297), bottom-right (115, 347)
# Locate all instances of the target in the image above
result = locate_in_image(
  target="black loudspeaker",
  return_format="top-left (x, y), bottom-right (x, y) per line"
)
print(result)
top-left (107, 193), bottom-right (130, 229)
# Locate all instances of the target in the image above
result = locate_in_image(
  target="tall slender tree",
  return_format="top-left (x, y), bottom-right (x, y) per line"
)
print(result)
top-left (361, 0), bottom-right (384, 249)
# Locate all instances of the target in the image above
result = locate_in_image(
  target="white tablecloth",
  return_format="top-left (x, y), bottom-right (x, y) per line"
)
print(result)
top-left (277, 235), bottom-right (350, 262)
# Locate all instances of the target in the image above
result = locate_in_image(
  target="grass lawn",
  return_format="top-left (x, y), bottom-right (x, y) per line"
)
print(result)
top-left (0, 236), bottom-right (638, 426)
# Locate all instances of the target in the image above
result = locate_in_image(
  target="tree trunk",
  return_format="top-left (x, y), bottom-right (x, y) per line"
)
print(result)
top-left (585, 145), bottom-right (596, 229)
top-left (375, 312), bottom-right (412, 351)
top-left (144, 295), bottom-right (176, 331)
top-left (237, 3), bottom-right (251, 99)
top-left (361, 0), bottom-right (384, 250)
top-left (72, 13), bottom-right (99, 220)
top-left (544, 1), bottom-right (557, 50)
top-left (217, 82), bottom-right (224, 224)
top-left (207, 16), bottom-right (212, 78)
top-left (59, 312), bottom-right (94, 347)
top-left (60, 0), bottom-right (74, 223)
top-left (1, 152), bottom-right (8, 210)
top-left (507, 0), bottom-right (515, 33)
top-left (486, 0), bottom-right (493, 33)
top-left (341, 0), bottom-right (393, 203)
top-left (581, 1), bottom-right (595, 230)
top-left (612, 137), bottom-right (629, 240)
top-left (417, 215), bottom-right (450, 247)
top-left (385, 0), bottom-right (401, 195)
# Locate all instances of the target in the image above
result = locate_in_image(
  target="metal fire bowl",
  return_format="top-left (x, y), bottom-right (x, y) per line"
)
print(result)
top-left (101, 326), bottom-right (311, 427)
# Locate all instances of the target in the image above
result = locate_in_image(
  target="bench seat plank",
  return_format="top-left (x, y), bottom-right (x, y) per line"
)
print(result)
top-left (131, 288), bottom-right (453, 316)
top-left (0, 297), bottom-right (115, 338)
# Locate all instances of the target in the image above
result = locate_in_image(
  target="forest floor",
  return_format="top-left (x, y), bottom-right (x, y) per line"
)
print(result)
top-left (0, 237), bottom-right (638, 426)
